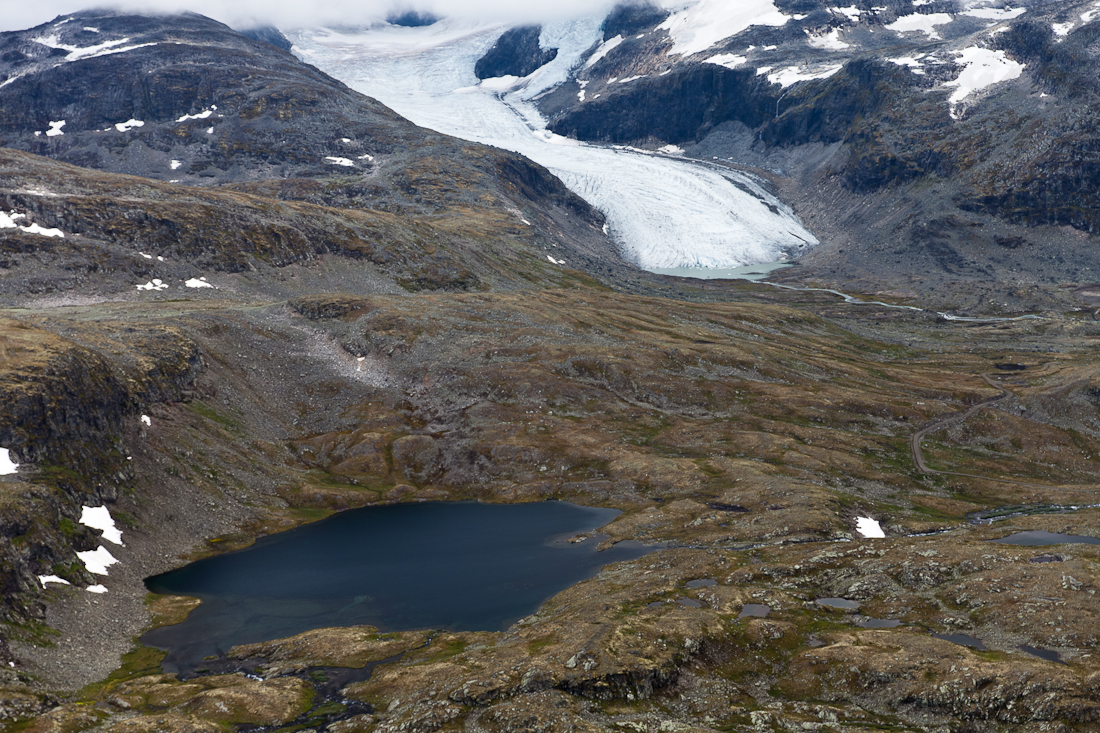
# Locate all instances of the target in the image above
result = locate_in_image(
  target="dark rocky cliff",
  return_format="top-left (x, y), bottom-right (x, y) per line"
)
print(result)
top-left (474, 25), bottom-right (558, 80)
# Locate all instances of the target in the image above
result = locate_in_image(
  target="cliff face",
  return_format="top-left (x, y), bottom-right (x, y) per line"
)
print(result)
top-left (474, 26), bottom-right (558, 80)
top-left (0, 318), bottom-right (201, 642)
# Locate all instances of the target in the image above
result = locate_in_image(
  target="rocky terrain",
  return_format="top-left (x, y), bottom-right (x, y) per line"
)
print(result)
top-left (1, 4), bottom-right (1100, 733)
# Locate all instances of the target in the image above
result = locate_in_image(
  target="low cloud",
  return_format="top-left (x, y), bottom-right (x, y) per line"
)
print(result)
top-left (1, 0), bottom-right (622, 33)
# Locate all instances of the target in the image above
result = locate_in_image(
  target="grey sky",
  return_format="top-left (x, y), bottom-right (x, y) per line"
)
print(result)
top-left (0, 0), bottom-right (621, 33)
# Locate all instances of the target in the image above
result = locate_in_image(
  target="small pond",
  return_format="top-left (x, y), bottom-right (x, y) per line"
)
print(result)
top-left (990, 530), bottom-right (1100, 546)
top-left (143, 501), bottom-right (654, 675)
top-left (738, 604), bottom-right (770, 619)
top-left (816, 597), bottom-right (861, 610)
top-left (934, 633), bottom-right (986, 650)
top-left (856, 618), bottom-right (902, 629)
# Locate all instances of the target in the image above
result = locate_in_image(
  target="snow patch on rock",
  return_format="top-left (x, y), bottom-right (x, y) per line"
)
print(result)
top-left (0, 211), bottom-right (65, 238)
top-left (38, 575), bottom-right (71, 587)
top-left (0, 449), bottom-right (18, 475)
top-left (77, 546), bottom-right (118, 576)
top-left (79, 505), bottom-right (124, 545)
top-left (856, 516), bottom-right (886, 538)
top-left (114, 119), bottom-right (144, 132)
top-left (768, 64), bottom-right (843, 87)
top-left (945, 47), bottom-right (1025, 115)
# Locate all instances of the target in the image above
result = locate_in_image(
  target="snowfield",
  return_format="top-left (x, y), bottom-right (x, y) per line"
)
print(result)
top-left (288, 18), bottom-right (818, 270)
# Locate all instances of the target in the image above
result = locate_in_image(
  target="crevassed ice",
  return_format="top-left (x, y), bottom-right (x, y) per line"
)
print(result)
top-left (288, 18), bottom-right (818, 270)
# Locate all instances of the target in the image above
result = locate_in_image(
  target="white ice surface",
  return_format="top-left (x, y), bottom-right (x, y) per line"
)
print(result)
top-left (177, 109), bottom-right (214, 122)
top-left (1052, 21), bottom-right (1075, 37)
top-left (768, 64), bottom-right (843, 87)
top-left (79, 505), bottom-right (123, 545)
top-left (658, 0), bottom-right (790, 57)
top-left (584, 34), bottom-right (622, 68)
top-left (962, 7), bottom-right (1026, 20)
top-left (288, 19), bottom-right (817, 270)
top-left (946, 47), bottom-right (1025, 110)
top-left (38, 575), bottom-right (71, 587)
top-left (856, 516), bottom-right (886, 538)
top-left (0, 448), bottom-right (17, 475)
top-left (886, 12), bottom-right (954, 39)
top-left (76, 546), bottom-right (118, 575)
top-left (704, 53), bottom-right (748, 69)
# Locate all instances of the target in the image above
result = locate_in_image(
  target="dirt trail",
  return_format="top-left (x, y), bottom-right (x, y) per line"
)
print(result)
top-left (910, 374), bottom-right (1098, 492)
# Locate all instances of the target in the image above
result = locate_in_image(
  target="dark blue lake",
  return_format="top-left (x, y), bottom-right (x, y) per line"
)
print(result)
top-left (143, 501), bottom-right (653, 673)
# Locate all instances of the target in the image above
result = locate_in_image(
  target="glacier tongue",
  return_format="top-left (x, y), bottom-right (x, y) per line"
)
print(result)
top-left (288, 19), bottom-right (818, 270)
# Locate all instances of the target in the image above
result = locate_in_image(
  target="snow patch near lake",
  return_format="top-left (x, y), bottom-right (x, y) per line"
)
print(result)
top-left (856, 516), bottom-right (886, 538)
top-left (886, 12), bottom-right (954, 39)
top-left (659, 0), bottom-right (790, 57)
top-left (0, 449), bottom-right (18, 475)
top-left (77, 546), bottom-right (118, 575)
top-left (80, 505), bottom-right (123, 545)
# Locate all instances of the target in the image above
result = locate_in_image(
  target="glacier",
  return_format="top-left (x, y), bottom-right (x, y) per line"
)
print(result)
top-left (288, 17), bottom-right (818, 270)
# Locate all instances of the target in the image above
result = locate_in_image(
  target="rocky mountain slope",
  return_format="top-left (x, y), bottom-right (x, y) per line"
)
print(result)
top-left (0, 11), bottom-right (644, 298)
top-left (516, 0), bottom-right (1100, 309)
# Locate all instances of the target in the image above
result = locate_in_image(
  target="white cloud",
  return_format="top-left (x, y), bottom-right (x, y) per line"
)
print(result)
top-left (0, 0), bottom-right (619, 33)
